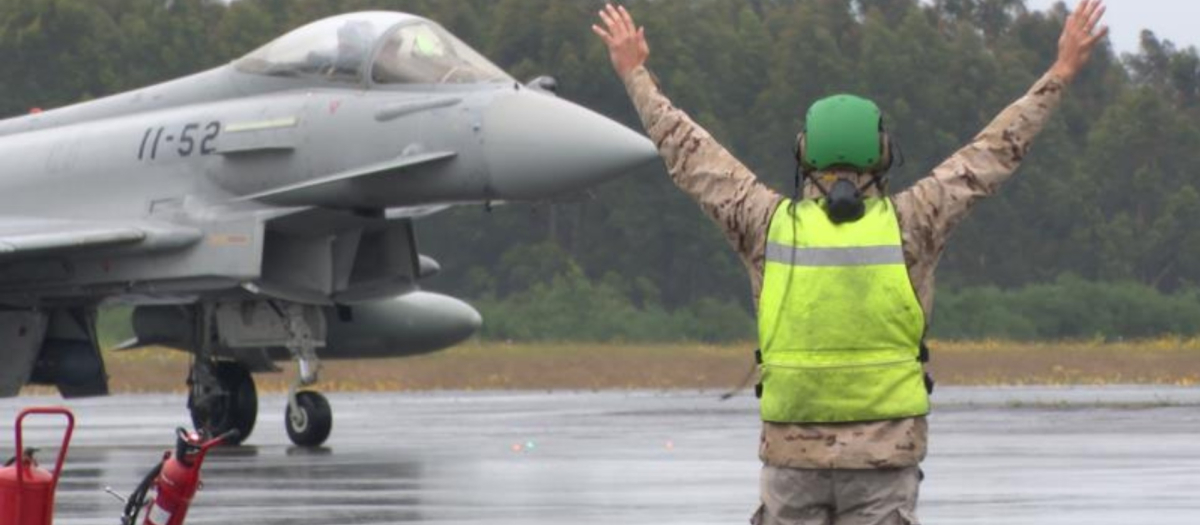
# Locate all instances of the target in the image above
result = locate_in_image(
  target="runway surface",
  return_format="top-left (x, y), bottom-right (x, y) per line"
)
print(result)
top-left (1, 387), bottom-right (1198, 525)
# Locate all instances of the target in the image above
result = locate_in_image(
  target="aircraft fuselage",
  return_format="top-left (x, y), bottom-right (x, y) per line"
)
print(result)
top-left (0, 10), bottom-right (658, 446)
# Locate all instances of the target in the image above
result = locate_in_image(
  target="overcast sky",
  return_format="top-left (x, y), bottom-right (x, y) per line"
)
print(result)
top-left (1023, 0), bottom-right (1196, 55)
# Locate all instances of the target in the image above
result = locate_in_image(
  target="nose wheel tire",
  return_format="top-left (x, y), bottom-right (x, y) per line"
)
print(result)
top-left (189, 361), bottom-right (256, 445)
top-left (286, 390), bottom-right (332, 447)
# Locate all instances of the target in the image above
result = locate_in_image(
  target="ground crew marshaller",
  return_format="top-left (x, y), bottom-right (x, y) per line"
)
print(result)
top-left (593, 1), bottom-right (1108, 523)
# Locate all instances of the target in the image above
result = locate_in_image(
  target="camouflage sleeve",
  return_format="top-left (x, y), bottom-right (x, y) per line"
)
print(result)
top-left (623, 66), bottom-right (782, 287)
top-left (893, 72), bottom-right (1066, 314)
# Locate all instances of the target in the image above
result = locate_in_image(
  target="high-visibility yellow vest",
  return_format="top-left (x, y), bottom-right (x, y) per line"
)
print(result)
top-left (758, 197), bottom-right (928, 423)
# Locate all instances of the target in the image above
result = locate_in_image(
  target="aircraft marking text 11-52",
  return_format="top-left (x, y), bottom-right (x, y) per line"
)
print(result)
top-left (137, 122), bottom-right (222, 160)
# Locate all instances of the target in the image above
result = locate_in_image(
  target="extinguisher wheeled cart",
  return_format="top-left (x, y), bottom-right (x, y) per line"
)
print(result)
top-left (0, 407), bottom-right (75, 525)
top-left (120, 427), bottom-right (237, 525)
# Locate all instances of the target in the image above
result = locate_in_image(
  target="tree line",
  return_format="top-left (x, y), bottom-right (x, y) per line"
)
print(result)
top-left (3, 0), bottom-right (1200, 341)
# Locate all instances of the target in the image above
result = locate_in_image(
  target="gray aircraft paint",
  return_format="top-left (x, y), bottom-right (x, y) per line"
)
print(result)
top-left (0, 12), bottom-right (657, 398)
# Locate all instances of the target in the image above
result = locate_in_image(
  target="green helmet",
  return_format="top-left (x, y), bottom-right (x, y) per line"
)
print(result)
top-left (800, 94), bottom-right (887, 172)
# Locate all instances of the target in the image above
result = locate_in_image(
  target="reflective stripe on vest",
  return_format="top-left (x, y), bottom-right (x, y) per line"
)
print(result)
top-left (757, 197), bottom-right (929, 424)
top-left (765, 244), bottom-right (905, 267)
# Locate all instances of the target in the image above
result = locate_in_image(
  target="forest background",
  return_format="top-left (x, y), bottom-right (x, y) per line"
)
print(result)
top-left (3, 0), bottom-right (1200, 343)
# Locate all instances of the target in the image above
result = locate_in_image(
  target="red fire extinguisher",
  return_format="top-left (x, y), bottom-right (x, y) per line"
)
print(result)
top-left (121, 427), bottom-right (235, 525)
top-left (0, 407), bottom-right (75, 525)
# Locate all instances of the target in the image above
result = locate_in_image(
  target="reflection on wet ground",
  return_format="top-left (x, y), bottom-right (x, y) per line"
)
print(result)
top-left (1, 387), bottom-right (1198, 524)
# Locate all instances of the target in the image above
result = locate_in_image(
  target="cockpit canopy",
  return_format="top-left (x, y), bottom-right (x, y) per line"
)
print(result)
top-left (234, 12), bottom-right (511, 86)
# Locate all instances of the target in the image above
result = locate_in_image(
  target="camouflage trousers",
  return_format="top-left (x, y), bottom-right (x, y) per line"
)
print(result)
top-left (750, 465), bottom-right (921, 525)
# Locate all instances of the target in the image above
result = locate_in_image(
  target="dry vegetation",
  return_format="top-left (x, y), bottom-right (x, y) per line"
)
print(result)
top-left (928, 339), bottom-right (1200, 387)
top-left (22, 339), bottom-right (1198, 395)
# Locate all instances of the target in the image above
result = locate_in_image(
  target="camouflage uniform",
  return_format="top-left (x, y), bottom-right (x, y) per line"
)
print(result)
top-left (621, 65), bottom-right (1065, 524)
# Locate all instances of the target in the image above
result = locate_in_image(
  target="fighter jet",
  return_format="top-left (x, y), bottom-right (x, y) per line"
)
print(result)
top-left (0, 12), bottom-right (657, 446)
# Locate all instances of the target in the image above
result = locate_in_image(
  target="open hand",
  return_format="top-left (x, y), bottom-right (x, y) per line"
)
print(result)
top-left (1051, 0), bottom-right (1108, 83)
top-left (592, 4), bottom-right (649, 80)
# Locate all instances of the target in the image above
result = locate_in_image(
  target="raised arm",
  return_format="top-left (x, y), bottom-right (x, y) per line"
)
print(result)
top-left (593, 4), bottom-right (782, 266)
top-left (895, 0), bottom-right (1108, 259)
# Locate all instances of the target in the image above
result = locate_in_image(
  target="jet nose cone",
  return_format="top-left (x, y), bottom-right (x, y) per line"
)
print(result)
top-left (484, 90), bottom-right (659, 199)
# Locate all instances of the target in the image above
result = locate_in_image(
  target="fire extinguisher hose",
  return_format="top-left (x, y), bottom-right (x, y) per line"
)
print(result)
top-left (122, 460), bottom-right (164, 524)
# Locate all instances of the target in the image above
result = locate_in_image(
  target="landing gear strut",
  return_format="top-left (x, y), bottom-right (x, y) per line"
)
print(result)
top-left (187, 304), bottom-right (256, 445)
top-left (275, 302), bottom-right (332, 447)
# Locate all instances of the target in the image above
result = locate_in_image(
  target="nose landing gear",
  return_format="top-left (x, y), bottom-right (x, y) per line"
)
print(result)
top-left (277, 302), bottom-right (332, 447)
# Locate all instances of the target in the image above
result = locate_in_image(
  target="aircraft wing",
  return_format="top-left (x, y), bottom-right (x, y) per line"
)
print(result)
top-left (0, 217), bottom-right (203, 258)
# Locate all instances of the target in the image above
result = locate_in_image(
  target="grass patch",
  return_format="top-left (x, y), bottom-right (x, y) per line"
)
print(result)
top-left (37, 339), bottom-right (1196, 394)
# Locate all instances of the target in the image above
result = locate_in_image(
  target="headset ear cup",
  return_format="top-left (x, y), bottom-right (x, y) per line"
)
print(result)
top-left (879, 132), bottom-right (894, 172)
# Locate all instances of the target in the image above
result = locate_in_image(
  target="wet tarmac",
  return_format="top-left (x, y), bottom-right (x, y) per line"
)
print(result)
top-left (2, 387), bottom-right (1198, 525)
